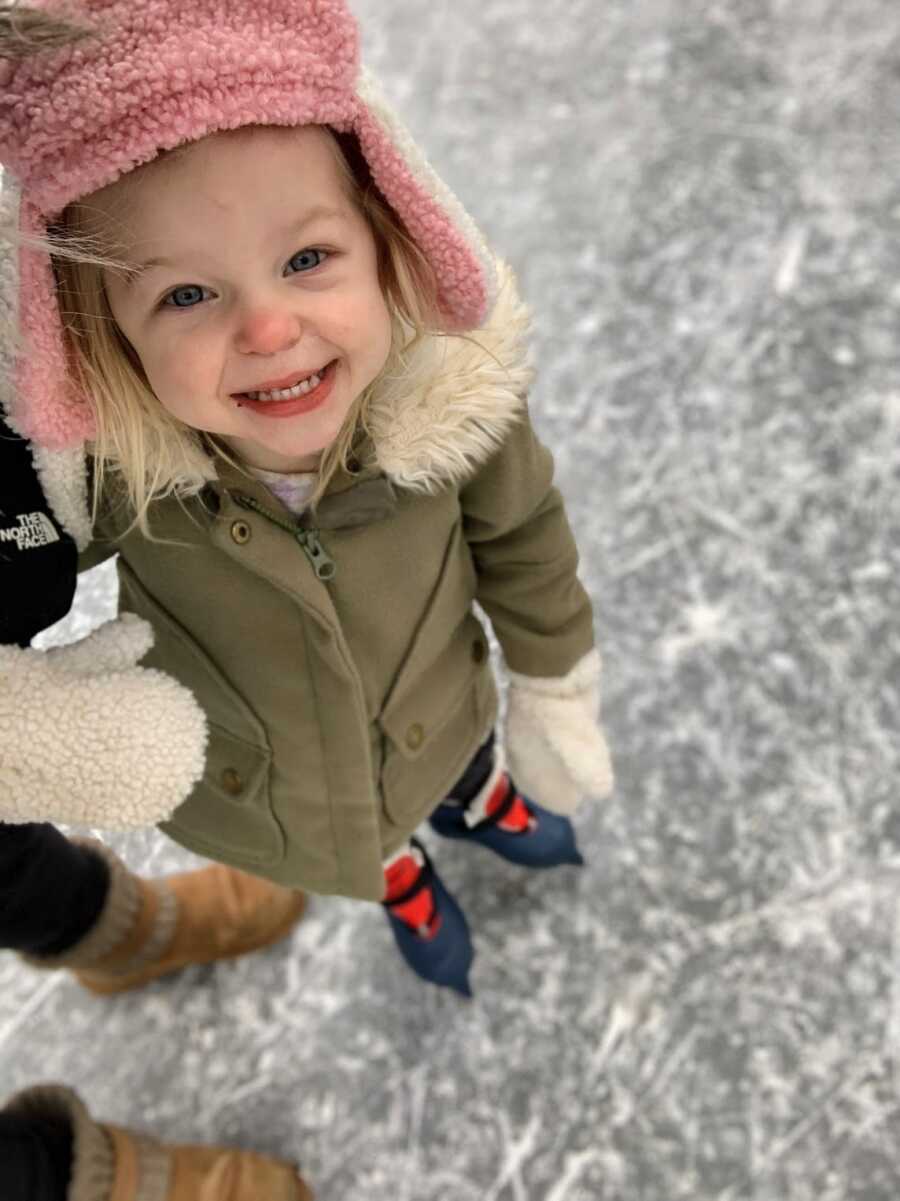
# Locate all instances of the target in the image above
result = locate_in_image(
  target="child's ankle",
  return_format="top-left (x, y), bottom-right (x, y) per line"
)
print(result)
top-left (382, 845), bottom-right (440, 937)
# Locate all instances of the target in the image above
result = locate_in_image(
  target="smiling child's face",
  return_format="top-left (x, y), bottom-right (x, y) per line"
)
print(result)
top-left (94, 125), bottom-right (393, 473)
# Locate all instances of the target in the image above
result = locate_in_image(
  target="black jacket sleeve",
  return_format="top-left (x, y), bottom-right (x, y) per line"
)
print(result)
top-left (0, 414), bottom-right (77, 647)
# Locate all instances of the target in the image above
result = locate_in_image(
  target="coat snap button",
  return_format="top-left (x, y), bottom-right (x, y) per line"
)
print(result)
top-left (221, 768), bottom-right (244, 796)
top-left (231, 520), bottom-right (251, 545)
top-left (471, 639), bottom-right (487, 664)
top-left (405, 722), bottom-right (425, 750)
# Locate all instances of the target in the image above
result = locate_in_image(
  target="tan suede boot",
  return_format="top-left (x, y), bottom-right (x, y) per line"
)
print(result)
top-left (24, 840), bottom-right (306, 996)
top-left (3, 1085), bottom-right (314, 1200)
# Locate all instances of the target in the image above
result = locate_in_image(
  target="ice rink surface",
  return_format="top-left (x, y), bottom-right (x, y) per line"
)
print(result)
top-left (4, 1), bottom-right (900, 1197)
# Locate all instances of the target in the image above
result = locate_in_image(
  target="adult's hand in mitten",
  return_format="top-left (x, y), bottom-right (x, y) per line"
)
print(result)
top-left (0, 614), bottom-right (207, 829)
top-left (504, 648), bottom-right (614, 817)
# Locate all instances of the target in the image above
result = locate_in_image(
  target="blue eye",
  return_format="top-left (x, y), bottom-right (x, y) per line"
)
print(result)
top-left (162, 285), bottom-right (208, 309)
top-left (287, 248), bottom-right (327, 275)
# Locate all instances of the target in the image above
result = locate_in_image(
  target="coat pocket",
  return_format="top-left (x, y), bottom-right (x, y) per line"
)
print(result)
top-left (378, 523), bottom-right (498, 823)
top-left (117, 559), bottom-right (286, 867)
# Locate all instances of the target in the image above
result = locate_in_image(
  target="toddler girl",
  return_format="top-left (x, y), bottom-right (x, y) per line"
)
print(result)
top-left (0, 0), bottom-right (613, 1191)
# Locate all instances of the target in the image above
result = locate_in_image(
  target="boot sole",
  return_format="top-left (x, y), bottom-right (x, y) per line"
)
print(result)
top-left (76, 891), bottom-right (307, 997)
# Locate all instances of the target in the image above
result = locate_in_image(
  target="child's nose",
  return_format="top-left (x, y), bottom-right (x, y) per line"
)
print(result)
top-left (234, 307), bottom-right (303, 356)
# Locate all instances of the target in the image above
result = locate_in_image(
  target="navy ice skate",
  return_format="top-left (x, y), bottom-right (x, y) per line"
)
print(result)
top-left (382, 840), bottom-right (474, 997)
top-left (429, 771), bottom-right (584, 869)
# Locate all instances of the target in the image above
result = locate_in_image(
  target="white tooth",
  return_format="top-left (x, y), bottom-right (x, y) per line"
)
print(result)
top-left (245, 369), bottom-right (323, 402)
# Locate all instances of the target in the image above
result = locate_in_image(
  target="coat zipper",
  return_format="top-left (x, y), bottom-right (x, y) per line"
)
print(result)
top-left (232, 494), bottom-right (336, 581)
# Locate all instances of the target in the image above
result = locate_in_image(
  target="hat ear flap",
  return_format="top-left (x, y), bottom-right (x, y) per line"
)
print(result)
top-left (353, 70), bottom-right (497, 331)
top-left (15, 198), bottom-right (96, 450)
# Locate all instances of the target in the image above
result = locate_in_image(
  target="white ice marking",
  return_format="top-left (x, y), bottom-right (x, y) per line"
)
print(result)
top-left (767, 1054), bottom-right (879, 1164)
top-left (482, 1112), bottom-right (542, 1201)
top-left (400, 1065), bottom-right (429, 1201)
top-left (660, 599), bottom-right (733, 664)
top-left (544, 1149), bottom-right (604, 1201)
top-left (609, 534), bottom-right (684, 580)
top-left (774, 224), bottom-right (808, 295)
top-left (0, 974), bottom-right (61, 1049)
top-left (889, 893), bottom-right (900, 1092)
top-left (633, 1025), bottom-right (701, 1118)
top-left (591, 968), bottom-right (659, 1075)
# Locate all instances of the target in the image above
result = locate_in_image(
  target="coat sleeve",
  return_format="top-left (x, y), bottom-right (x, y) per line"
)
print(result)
top-left (0, 415), bottom-right (78, 646)
top-left (459, 404), bottom-right (595, 677)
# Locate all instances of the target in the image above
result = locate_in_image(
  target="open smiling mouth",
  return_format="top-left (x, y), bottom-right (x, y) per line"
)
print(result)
top-left (232, 360), bottom-right (338, 416)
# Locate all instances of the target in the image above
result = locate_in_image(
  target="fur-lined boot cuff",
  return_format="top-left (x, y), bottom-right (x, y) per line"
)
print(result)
top-left (1, 1083), bottom-right (125, 1201)
top-left (20, 838), bottom-right (177, 975)
top-left (1, 1081), bottom-right (312, 1199)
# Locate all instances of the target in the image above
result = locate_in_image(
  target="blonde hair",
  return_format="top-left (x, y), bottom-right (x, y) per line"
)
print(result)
top-left (51, 127), bottom-right (443, 532)
top-left (0, 3), bottom-right (91, 59)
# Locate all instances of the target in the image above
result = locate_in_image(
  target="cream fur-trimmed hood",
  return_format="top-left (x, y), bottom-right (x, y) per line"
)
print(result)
top-left (369, 258), bottom-right (534, 493)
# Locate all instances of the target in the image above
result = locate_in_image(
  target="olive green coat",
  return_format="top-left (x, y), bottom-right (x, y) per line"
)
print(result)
top-left (81, 267), bottom-right (595, 900)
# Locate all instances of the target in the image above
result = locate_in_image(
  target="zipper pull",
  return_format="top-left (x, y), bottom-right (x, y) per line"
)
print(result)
top-left (231, 494), bottom-right (336, 581)
top-left (297, 529), bottom-right (336, 580)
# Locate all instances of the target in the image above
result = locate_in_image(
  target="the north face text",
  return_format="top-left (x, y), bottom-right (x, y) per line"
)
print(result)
top-left (0, 511), bottom-right (61, 551)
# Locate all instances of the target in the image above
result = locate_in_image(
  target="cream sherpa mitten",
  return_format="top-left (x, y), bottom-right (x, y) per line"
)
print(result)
top-left (504, 648), bottom-right (614, 816)
top-left (0, 613), bottom-right (207, 829)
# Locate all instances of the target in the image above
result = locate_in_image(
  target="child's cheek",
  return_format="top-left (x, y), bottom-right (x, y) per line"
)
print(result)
top-left (319, 293), bottom-right (359, 341)
top-left (341, 295), bottom-right (390, 358)
top-left (161, 327), bottom-right (218, 381)
top-left (140, 345), bottom-right (194, 408)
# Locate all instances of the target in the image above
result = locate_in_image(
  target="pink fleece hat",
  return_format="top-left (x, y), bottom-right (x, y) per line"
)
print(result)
top-left (0, 0), bottom-right (496, 450)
